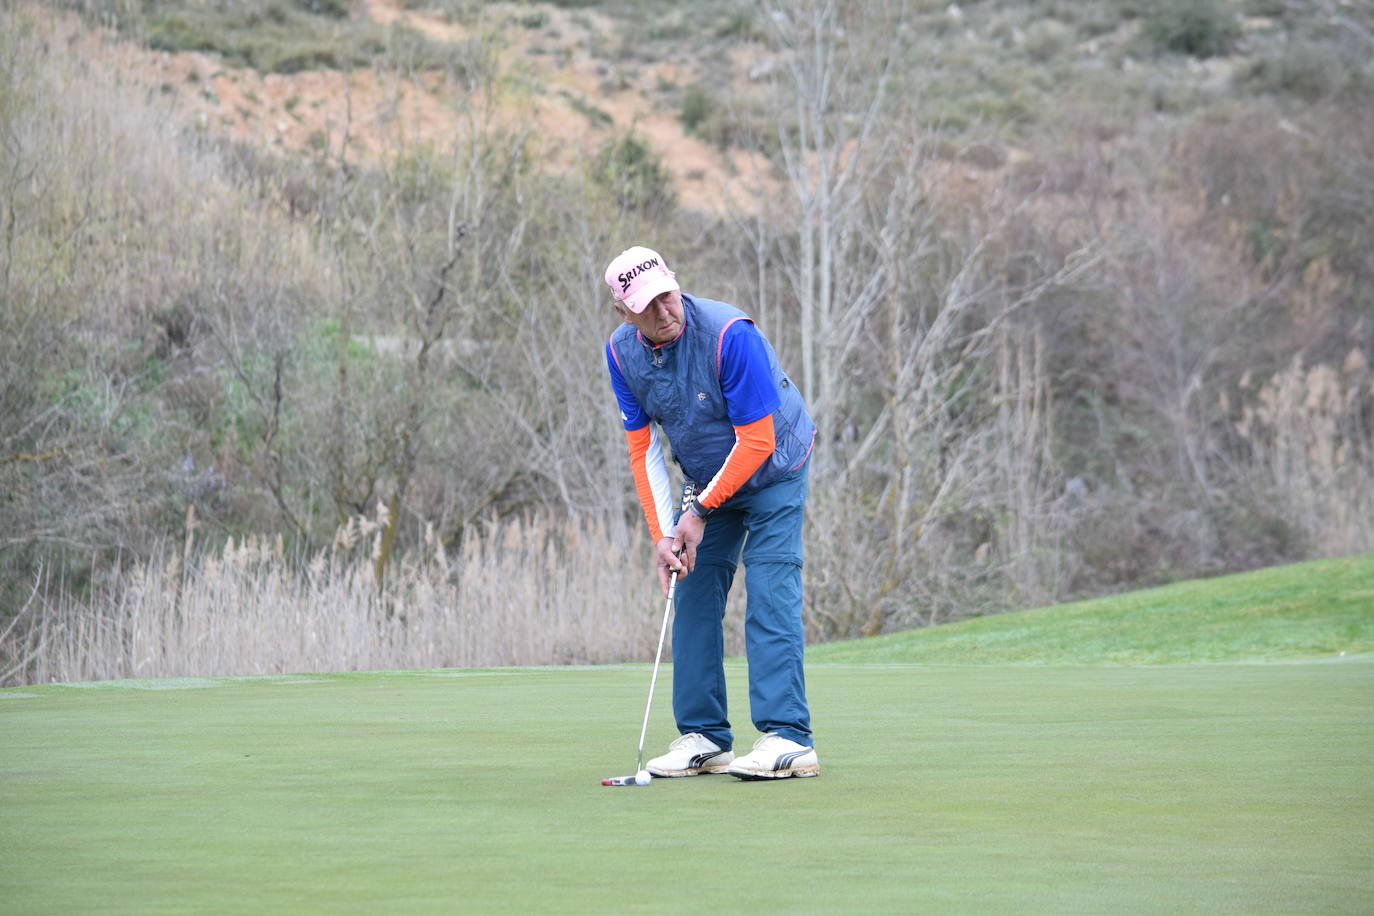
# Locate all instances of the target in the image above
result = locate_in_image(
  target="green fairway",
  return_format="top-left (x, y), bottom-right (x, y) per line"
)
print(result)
top-left (4, 659), bottom-right (1372, 913)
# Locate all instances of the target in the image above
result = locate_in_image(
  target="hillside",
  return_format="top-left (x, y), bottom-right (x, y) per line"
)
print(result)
top-left (2, 0), bottom-right (1372, 682)
top-left (28, 0), bottom-right (1371, 211)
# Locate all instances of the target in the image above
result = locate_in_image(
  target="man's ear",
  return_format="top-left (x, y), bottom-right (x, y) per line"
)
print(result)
top-left (612, 302), bottom-right (633, 321)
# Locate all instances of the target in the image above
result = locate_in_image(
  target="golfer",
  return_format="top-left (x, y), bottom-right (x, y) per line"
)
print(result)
top-left (603, 246), bottom-right (819, 780)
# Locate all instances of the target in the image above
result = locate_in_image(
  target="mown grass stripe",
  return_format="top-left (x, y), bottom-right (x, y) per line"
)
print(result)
top-left (3, 660), bottom-right (1371, 913)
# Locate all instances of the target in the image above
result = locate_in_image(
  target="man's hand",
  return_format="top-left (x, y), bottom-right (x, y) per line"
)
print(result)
top-left (672, 510), bottom-right (706, 576)
top-left (654, 537), bottom-right (684, 596)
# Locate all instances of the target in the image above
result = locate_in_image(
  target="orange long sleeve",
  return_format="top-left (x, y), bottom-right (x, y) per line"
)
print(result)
top-left (697, 414), bottom-right (775, 510)
top-left (625, 425), bottom-right (673, 542)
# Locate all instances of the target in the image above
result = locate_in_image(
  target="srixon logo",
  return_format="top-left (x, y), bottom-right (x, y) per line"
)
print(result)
top-left (618, 257), bottom-right (661, 293)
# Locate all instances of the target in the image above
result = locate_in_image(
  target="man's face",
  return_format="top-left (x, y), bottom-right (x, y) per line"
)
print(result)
top-left (616, 289), bottom-right (684, 345)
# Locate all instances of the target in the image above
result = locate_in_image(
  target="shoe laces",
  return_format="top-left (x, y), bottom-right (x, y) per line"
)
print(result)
top-left (670, 732), bottom-right (711, 750)
top-left (753, 732), bottom-right (793, 752)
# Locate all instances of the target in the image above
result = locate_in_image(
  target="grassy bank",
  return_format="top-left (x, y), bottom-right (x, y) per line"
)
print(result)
top-left (809, 553), bottom-right (1374, 666)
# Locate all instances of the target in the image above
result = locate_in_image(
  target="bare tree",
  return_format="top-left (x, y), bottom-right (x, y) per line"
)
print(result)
top-left (755, 0), bottom-right (908, 469)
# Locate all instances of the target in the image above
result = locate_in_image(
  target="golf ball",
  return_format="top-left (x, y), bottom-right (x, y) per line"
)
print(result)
top-left (635, 769), bottom-right (651, 786)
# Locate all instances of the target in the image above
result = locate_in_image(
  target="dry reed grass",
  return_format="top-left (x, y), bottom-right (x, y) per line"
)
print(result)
top-left (5, 506), bottom-right (671, 685)
top-left (1235, 349), bottom-right (1374, 557)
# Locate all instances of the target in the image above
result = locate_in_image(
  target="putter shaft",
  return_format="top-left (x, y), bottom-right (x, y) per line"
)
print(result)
top-left (635, 569), bottom-right (678, 774)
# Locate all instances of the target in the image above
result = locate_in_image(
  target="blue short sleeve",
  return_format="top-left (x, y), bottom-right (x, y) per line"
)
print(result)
top-left (606, 341), bottom-right (650, 431)
top-left (719, 321), bottom-right (781, 426)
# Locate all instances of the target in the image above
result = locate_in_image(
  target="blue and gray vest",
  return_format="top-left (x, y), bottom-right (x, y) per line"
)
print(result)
top-left (609, 294), bottom-right (816, 495)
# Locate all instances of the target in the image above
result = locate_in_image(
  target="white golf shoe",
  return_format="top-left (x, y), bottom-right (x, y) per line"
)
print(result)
top-left (727, 733), bottom-right (820, 780)
top-left (646, 733), bottom-right (735, 777)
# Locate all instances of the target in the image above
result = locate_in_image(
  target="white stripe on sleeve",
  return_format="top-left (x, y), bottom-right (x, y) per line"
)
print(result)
top-left (646, 425), bottom-right (675, 538)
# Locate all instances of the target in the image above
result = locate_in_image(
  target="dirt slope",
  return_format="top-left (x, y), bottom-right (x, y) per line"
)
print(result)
top-left (40, 0), bottom-right (768, 214)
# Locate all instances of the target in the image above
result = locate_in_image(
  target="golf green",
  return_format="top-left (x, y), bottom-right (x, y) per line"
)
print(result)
top-left (3, 659), bottom-right (1371, 913)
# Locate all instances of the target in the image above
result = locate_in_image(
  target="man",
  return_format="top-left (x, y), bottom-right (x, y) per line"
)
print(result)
top-left (603, 245), bottom-right (819, 780)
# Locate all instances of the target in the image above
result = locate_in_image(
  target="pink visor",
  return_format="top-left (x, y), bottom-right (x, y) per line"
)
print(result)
top-left (605, 246), bottom-right (679, 314)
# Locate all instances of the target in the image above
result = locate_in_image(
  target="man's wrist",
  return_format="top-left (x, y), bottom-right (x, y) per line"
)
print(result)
top-left (689, 497), bottom-right (714, 520)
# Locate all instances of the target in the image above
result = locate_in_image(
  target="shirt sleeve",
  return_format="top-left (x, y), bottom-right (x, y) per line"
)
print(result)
top-left (608, 340), bottom-right (673, 541)
top-left (625, 426), bottom-right (675, 543)
top-left (606, 340), bottom-right (649, 431)
top-left (718, 320), bottom-right (781, 426)
top-left (693, 321), bottom-right (782, 510)
top-left (696, 414), bottom-right (775, 510)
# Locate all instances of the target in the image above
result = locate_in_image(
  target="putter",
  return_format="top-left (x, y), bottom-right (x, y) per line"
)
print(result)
top-left (602, 567), bottom-right (678, 787)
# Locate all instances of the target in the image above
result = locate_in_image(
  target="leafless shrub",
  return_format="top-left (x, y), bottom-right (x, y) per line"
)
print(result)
top-left (0, 8), bottom-right (255, 601)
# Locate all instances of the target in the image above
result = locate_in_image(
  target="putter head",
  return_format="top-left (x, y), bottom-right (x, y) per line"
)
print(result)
top-left (602, 772), bottom-right (652, 786)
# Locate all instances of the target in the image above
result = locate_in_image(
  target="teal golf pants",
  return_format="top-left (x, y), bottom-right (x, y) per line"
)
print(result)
top-left (671, 460), bottom-right (812, 750)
